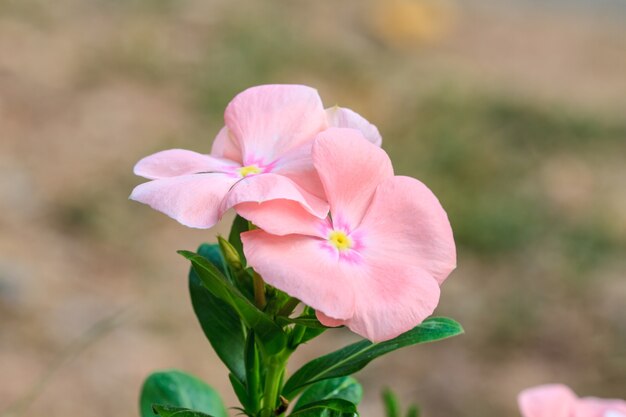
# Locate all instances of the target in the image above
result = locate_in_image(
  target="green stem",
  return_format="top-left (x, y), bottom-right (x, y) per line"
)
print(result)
top-left (261, 354), bottom-right (288, 417)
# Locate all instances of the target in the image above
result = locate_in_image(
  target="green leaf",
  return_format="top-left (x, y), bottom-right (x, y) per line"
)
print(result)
top-left (277, 316), bottom-right (327, 329)
top-left (229, 373), bottom-right (252, 412)
top-left (140, 370), bottom-right (227, 417)
top-left (152, 404), bottom-right (215, 417)
top-left (405, 405), bottom-right (420, 417)
top-left (282, 308), bottom-right (327, 347)
top-left (282, 317), bottom-right (463, 399)
top-left (289, 399), bottom-right (358, 417)
top-left (228, 215), bottom-right (249, 259)
top-left (294, 377), bottom-right (362, 411)
top-left (244, 332), bottom-right (261, 413)
top-left (189, 244), bottom-right (246, 382)
top-left (180, 250), bottom-right (287, 355)
top-left (300, 327), bottom-right (327, 345)
top-left (382, 389), bottom-right (399, 417)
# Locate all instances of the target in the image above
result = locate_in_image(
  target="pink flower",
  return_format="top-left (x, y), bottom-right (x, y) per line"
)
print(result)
top-left (130, 85), bottom-right (381, 228)
top-left (518, 384), bottom-right (626, 417)
top-left (240, 128), bottom-right (456, 342)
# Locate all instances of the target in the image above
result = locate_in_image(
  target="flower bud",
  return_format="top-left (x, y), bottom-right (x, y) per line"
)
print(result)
top-left (218, 236), bottom-right (243, 271)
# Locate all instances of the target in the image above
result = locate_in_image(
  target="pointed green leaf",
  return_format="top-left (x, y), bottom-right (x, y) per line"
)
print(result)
top-left (196, 242), bottom-right (229, 277)
top-left (229, 373), bottom-right (252, 412)
top-left (382, 389), bottom-right (399, 417)
top-left (294, 377), bottom-right (362, 411)
top-left (289, 399), bottom-right (358, 417)
top-left (180, 250), bottom-right (287, 354)
top-left (140, 370), bottom-right (227, 417)
top-left (283, 307), bottom-right (327, 347)
top-left (152, 404), bottom-right (215, 417)
top-left (300, 327), bottom-right (327, 345)
top-left (277, 316), bottom-right (327, 329)
top-left (244, 332), bottom-right (261, 413)
top-left (282, 317), bottom-right (463, 399)
top-left (228, 215), bottom-right (249, 259)
top-left (189, 244), bottom-right (246, 382)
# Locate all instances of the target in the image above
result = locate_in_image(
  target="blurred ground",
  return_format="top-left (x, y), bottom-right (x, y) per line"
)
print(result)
top-left (0, 1), bottom-right (625, 416)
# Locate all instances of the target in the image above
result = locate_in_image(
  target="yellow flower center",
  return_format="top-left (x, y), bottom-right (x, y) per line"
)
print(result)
top-left (328, 231), bottom-right (352, 251)
top-left (238, 165), bottom-right (262, 177)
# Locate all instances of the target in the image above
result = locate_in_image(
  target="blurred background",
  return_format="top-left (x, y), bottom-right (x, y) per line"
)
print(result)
top-left (1, 0), bottom-right (625, 416)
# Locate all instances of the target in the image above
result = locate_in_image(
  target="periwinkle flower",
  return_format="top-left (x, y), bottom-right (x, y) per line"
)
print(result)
top-left (519, 384), bottom-right (626, 417)
top-left (131, 85), bottom-right (380, 228)
top-left (241, 129), bottom-right (456, 342)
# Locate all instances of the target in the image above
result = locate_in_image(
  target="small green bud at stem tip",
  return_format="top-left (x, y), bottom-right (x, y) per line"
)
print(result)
top-left (218, 235), bottom-right (243, 271)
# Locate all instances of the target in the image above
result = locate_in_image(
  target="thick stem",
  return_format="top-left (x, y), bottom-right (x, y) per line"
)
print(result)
top-left (261, 354), bottom-right (288, 417)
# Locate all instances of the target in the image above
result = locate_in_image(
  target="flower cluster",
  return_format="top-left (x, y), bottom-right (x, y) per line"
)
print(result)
top-left (132, 84), bottom-right (624, 416)
top-left (131, 84), bottom-right (456, 343)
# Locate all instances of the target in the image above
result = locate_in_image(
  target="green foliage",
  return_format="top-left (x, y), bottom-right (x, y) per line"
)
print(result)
top-left (140, 370), bottom-right (227, 417)
top-left (382, 389), bottom-right (399, 417)
top-left (281, 308), bottom-right (327, 347)
top-left (382, 389), bottom-right (420, 417)
top-left (298, 326), bottom-right (328, 345)
top-left (228, 215), bottom-right (250, 259)
top-left (188, 244), bottom-right (246, 382)
top-left (180, 249), bottom-right (287, 354)
top-left (405, 405), bottom-right (420, 417)
top-left (295, 377), bottom-right (363, 412)
top-left (229, 373), bottom-right (252, 413)
top-left (282, 318), bottom-right (463, 399)
top-left (289, 399), bottom-right (358, 417)
top-left (277, 315), bottom-right (327, 329)
top-left (170, 195), bottom-right (463, 417)
top-left (244, 332), bottom-right (262, 414)
top-left (152, 404), bottom-right (215, 417)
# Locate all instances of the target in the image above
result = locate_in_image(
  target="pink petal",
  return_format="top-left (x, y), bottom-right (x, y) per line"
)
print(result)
top-left (221, 173), bottom-right (329, 219)
top-left (272, 142), bottom-right (325, 199)
top-left (358, 176), bottom-right (456, 285)
top-left (312, 128), bottom-right (393, 230)
top-left (211, 126), bottom-right (243, 162)
top-left (343, 263), bottom-right (441, 342)
top-left (130, 173), bottom-right (237, 228)
top-left (575, 398), bottom-right (626, 417)
top-left (316, 311), bottom-right (344, 328)
top-left (321, 176), bottom-right (455, 341)
top-left (225, 85), bottom-right (327, 163)
top-left (518, 384), bottom-right (578, 417)
top-left (242, 230), bottom-right (357, 320)
top-left (235, 200), bottom-right (327, 237)
top-left (326, 106), bottom-right (382, 147)
top-left (134, 149), bottom-right (239, 180)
